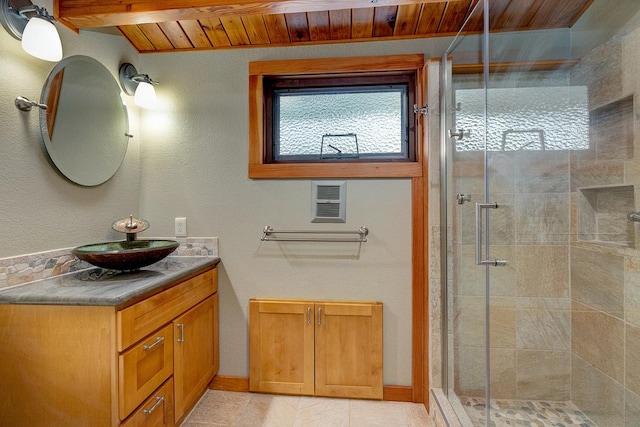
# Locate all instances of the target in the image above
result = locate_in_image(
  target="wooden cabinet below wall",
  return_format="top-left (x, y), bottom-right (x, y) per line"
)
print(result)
top-left (249, 298), bottom-right (383, 400)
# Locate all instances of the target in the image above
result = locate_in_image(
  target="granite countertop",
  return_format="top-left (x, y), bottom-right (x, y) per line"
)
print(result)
top-left (0, 256), bottom-right (220, 306)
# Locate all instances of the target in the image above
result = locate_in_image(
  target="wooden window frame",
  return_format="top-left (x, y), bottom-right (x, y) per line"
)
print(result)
top-left (249, 54), bottom-right (425, 179)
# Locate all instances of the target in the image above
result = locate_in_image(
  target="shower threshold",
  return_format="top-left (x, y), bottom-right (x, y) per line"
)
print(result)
top-left (458, 396), bottom-right (597, 427)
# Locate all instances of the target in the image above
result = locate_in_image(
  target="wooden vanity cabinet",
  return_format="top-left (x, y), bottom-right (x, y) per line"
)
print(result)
top-left (249, 299), bottom-right (383, 400)
top-left (118, 268), bottom-right (219, 426)
top-left (0, 267), bottom-right (218, 427)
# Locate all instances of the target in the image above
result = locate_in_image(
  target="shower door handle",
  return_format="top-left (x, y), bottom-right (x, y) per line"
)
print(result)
top-left (475, 202), bottom-right (507, 267)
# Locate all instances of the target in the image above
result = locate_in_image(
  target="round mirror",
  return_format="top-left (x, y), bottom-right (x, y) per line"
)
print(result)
top-left (39, 55), bottom-right (129, 186)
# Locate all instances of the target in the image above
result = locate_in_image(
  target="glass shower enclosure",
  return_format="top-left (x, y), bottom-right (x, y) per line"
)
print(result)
top-left (441, 0), bottom-right (640, 425)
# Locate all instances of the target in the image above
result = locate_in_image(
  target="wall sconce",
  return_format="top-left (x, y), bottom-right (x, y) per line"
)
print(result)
top-left (0, 0), bottom-right (63, 62)
top-left (119, 63), bottom-right (158, 109)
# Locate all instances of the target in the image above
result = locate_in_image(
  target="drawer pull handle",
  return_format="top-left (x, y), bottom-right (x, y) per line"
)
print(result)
top-left (177, 323), bottom-right (185, 343)
top-left (143, 336), bottom-right (164, 351)
top-left (317, 307), bottom-right (322, 326)
top-left (143, 396), bottom-right (164, 415)
top-left (307, 307), bottom-right (311, 325)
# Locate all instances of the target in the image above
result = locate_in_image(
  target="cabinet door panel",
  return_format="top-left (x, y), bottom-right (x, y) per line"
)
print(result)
top-left (173, 294), bottom-right (217, 422)
top-left (315, 302), bottom-right (383, 399)
top-left (249, 300), bottom-right (315, 395)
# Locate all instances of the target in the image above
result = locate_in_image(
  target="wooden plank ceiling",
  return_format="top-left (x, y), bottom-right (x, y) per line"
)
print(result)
top-left (54, 0), bottom-right (595, 54)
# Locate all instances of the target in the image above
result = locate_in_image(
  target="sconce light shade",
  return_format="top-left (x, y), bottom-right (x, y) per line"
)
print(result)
top-left (119, 63), bottom-right (158, 109)
top-left (21, 16), bottom-right (62, 61)
top-left (134, 81), bottom-right (157, 109)
top-left (0, 0), bottom-right (62, 62)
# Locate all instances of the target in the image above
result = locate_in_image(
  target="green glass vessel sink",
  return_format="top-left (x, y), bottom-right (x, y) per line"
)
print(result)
top-left (72, 240), bottom-right (180, 270)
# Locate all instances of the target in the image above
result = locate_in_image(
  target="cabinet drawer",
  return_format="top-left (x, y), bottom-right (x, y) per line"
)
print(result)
top-left (117, 269), bottom-right (217, 351)
top-left (119, 324), bottom-right (174, 420)
top-left (121, 378), bottom-right (175, 427)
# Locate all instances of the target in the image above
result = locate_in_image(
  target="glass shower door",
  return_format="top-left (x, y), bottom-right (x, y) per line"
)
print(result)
top-left (479, 12), bottom-right (583, 427)
top-left (444, 0), bottom-right (588, 424)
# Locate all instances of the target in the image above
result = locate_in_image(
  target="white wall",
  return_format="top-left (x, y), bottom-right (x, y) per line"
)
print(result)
top-left (0, 0), bottom-right (141, 257)
top-left (136, 40), bottom-right (454, 385)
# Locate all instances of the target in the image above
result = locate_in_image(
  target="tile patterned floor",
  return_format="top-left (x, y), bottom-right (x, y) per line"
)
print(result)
top-left (459, 397), bottom-right (597, 427)
top-left (182, 390), bottom-right (434, 427)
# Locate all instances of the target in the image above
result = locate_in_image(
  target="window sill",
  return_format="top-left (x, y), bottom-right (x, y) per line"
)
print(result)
top-left (249, 162), bottom-right (423, 179)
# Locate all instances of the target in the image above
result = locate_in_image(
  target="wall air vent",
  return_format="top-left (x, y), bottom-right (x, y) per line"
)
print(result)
top-left (311, 181), bottom-right (346, 223)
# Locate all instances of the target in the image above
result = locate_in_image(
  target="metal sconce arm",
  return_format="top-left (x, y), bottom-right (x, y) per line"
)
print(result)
top-left (14, 96), bottom-right (46, 111)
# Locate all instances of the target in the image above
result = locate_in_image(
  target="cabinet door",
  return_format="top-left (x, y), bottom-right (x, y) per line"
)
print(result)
top-left (173, 294), bottom-right (218, 422)
top-left (315, 302), bottom-right (383, 399)
top-left (249, 300), bottom-right (315, 395)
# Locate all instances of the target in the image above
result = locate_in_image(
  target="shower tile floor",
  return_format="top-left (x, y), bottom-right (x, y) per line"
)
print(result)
top-left (459, 397), bottom-right (597, 427)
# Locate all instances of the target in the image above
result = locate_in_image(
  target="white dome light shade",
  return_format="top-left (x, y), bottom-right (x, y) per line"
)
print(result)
top-left (134, 81), bottom-right (157, 109)
top-left (21, 17), bottom-right (62, 62)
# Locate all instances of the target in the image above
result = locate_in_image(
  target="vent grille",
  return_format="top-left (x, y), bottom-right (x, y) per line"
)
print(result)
top-left (317, 185), bottom-right (341, 201)
top-left (312, 181), bottom-right (346, 223)
top-left (316, 202), bottom-right (341, 218)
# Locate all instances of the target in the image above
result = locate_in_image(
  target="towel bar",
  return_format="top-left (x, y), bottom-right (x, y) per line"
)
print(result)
top-left (261, 226), bottom-right (368, 243)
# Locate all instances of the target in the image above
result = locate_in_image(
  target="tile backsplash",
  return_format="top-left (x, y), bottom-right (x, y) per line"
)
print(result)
top-left (0, 237), bottom-right (219, 289)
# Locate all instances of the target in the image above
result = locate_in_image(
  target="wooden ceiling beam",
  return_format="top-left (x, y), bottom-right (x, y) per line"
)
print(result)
top-left (55, 0), bottom-right (461, 30)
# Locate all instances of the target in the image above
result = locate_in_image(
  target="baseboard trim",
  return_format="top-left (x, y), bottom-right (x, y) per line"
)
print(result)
top-left (209, 376), bottom-right (413, 402)
top-left (383, 385), bottom-right (414, 402)
top-left (208, 375), bottom-right (250, 392)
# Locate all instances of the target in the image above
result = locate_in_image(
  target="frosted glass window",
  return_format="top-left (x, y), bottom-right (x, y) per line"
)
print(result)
top-left (274, 87), bottom-right (407, 161)
top-left (265, 73), bottom-right (416, 163)
top-left (454, 86), bottom-right (589, 151)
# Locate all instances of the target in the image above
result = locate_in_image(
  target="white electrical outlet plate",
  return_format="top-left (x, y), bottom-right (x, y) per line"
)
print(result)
top-left (175, 217), bottom-right (187, 237)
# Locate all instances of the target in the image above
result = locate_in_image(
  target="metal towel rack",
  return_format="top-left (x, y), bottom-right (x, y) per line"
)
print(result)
top-left (261, 226), bottom-right (368, 243)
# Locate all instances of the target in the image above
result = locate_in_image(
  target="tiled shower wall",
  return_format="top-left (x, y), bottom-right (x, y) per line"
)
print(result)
top-left (567, 12), bottom-right (640, 426)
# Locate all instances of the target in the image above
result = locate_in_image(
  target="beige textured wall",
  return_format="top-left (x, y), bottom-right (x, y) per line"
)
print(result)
top-left (136, 40), bottom-right (448, 386)
top-left (0, 0), bottom-right (141, 257)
